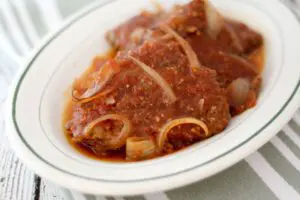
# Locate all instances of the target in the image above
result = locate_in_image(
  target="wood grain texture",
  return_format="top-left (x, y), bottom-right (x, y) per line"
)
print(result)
top-left (0, 50), bottom-right (37, 200)
top-left (39, 180), bottom-right (65, 200)
top-left (0, 50), bottom-right (44, 200)
top-left (0, 103), bottom-right (36, 200)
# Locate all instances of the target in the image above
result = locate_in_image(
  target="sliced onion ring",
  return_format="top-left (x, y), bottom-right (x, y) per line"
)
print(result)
top-left (157, 117), bottom-right (209, 150)
top-left (72, 60), bottom-right (119, 102)
top-left (129, 56), bottom-right (177, 103)
top-left (83, 114), bottom-right (132, 150)
top-left (204, 0), bottom-right (224, 39)
top-left (159, 24), bottom-right (202, 71)
top-left (126, 137), bottom-right (156, 161)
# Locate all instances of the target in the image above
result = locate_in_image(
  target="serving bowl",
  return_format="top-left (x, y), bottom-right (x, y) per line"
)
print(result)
top-left (5, 0), bottom-right (300, 195)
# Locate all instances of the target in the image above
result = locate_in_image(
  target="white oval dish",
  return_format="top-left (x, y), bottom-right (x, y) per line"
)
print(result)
top-left (5, 0), bottom-right (300, 196)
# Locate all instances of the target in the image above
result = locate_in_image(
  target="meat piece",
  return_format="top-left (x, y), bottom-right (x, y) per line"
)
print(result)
top-left (185, 33), bottom-right (261, 113)
top-left (129, 40), bottom-right (188, 69)
top-left (107, 0), bottom-right (262, 55)
top-left (106, 0), bottom-right (207, 51)
top-left (187, 34), bottom-right (258, 86)
top-left (116, 40), bottom-right (230, 135)
top-left (65, 0), bottom-right (264, 160)
top-left (162, 0), bottom-right (262, 54)
top-left (146, 0), bottom-right (262, 87)
top-left (106, 11), bottom-right (165, 51)
top-left (156, 1), bottom-right (262, 114)
top-left (68, 40), bottom-right (230, 154)
top-left (164, 0), bottom-right (207, 36)
top-left (106, 0), bottom-right (263, 117)
top-left (219, 21), bottom-right (263, 54)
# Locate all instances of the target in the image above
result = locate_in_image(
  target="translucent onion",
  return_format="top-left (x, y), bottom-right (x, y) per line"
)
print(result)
top-left (204, 0), bottom-right (244, 51)
top-left (157, 117), bottom-right (209, 150)
top-left (129, 56), bottom-right (177, 103)
top-left (72, 87), bottom-right (114, 104)
top-left (158, 33), bottom-right (173, 41)
top-left (199, 98), bottom-right (205, 113)
top-left (219, 52), bottom-right (258, 74)
top-left (159, 24), bottom-right (202, 71)
top-left (130, 28), bottom-right (146, 43)
top-left (204, 0), bottom-right (224, 39)
top-left (227, 78), bottom-right (250, 107)
top-left (72, 60), bottom-right (119, 102)
top-left (83, 114), bottom-right (132, 150)
top-left (224, 22), bottom-right (243, 52)
top-left (80, 69), bottom-right (114, 99)
top-left (126, 137), bottom-right (156, 161)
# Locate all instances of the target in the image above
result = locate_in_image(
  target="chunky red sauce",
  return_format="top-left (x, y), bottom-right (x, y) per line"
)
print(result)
top-left (63, 0), bottom-right (264, 162)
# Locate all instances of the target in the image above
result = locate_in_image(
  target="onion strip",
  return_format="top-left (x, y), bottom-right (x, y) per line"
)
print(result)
top-left (83, 114), bottom-right (132, 150)
top-left (72, 87), bottom-right (115, 104)
top-left (157, 117), bottom-right (209, 150)
top-left (204, 0), bottom-right (244, 52)
top-left (204, 0), bottom-right (224, 39)
top-left (129, 56), bottom-right (177, 103)
top-left (81, 67), bottom-right (114, 99)
top-left (219, 51), bottom-right (258, 74)
top-left (72, 60), bottom-right (119, 102)
top-left (126, 137), bottom-right (156, 161)
top-left (158, 33), bottom-right (173, 41)
top-left (224, 22), bottom-right (243, 52)
top-left (160, 24), bottom-right (202, 71)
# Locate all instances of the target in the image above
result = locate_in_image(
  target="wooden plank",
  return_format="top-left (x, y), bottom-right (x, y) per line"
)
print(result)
top-left (0, 105), bottom-right (37, 200)
top-left (39, 180), bottom-right (66, 200)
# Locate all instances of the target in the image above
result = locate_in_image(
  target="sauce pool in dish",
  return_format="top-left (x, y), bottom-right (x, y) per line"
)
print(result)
top-left (63, 0), bottom-right (264, 162)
